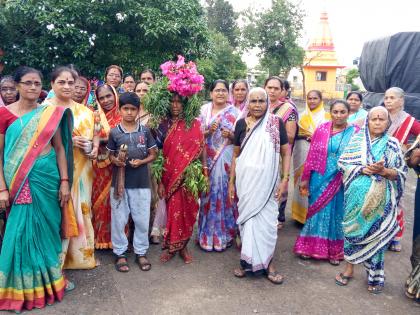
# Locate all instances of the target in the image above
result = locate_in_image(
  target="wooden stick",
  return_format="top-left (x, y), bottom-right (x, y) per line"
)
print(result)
top-left (114, 144), bottom-right (128, 199)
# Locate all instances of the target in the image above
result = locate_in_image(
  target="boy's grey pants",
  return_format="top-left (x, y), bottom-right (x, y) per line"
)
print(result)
top-left (111, 187), bottom-right (151, 256)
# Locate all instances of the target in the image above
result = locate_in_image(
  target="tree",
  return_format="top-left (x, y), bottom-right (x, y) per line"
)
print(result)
top-left (196, 31), bottom-right (247, 96)
top-left (242, 0), bottom-right (305, 76)
top-left (0, 0), bottom-right (210, 78)
top-left (205, 0), bottom-right (239, 47)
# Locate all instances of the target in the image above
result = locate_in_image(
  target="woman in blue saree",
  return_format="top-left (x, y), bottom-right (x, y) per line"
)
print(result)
top-left (0, 67), bottom-right (73, 312)
top-left (335, 106), bottom-right (407, 294)
top-left (294, 100), bottom-right (358, 265)
top-left (198, 80), bottom-right (240, 251)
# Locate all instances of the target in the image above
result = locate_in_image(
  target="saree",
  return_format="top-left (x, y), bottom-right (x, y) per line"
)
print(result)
top-left (348, 108), bottom-right (367, 124)
top-left (236, 112), bottom-right (281, 272)
top-left (293, 122), bottom-right (357, 260)
top-left (292, 103), bottom-right (330, 223)
top-left (91, 86), bottom-right (121, 249)
top-left (338, 120), bottom-right (407, 287)
top-left (162, 119), bottom-right (204, 253)
top-left (198, 103), bottom-right (239, 251)
top-left (0, 105), bottom-right (73, 312)
top-left (47, 101), bottom-right (97, 269)
top-left (388, 112), bottom-right (420, 246)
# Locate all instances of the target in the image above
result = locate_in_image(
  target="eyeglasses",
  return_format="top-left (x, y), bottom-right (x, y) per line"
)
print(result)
top-left (213, 89), bottom-right (228, 94)
top-left (75, 86), bottom-right (87, 92)
top-left (0, 87), bottom-right (17, 92)
top-left (19, 81), bottom-right (42, 88)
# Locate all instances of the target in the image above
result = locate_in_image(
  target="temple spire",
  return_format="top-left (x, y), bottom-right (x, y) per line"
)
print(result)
top-left (308, 11), bottom-right (335, 51)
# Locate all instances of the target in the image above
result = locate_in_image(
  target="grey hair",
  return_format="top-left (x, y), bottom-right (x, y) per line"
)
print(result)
top-left (385, 87), bottom-right (405, 99)
top-left (248, 87), bottom-right (268, 100)
top-left (0, 75), bottom-right (15, 87)
top-left (369, 105), bottom-right (389, 117)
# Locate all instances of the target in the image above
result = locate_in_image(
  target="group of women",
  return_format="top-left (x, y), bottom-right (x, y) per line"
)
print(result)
top-left (0, 62), bottom-right (419, 312)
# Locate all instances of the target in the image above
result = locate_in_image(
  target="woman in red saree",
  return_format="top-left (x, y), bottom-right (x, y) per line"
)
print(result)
top-left (384, 87), bottom-right (420, 252)
top-left (91, 84), bottom-right (121, 249)
top-left (158, 94), bottom-right (205, 263)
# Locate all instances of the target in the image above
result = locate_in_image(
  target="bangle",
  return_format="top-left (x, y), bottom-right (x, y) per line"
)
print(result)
top-left (0, 188), bottom-right (8, 193)
top-left (61, 178), bottom-right (69, 182)
top-left (203, 166), bottom-right (208, 169)
top-left (281, 173), bottom-right (290, 180)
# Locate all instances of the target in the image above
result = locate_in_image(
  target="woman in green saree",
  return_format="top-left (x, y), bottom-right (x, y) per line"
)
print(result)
top-left (0, 67), bottom-right (73, 312)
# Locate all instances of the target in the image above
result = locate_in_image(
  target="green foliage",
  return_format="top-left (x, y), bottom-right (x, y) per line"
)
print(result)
top-left (197, 31), bottom-right (247, 93)
top-left (205, 0), bottom-right (239, 47)
top-left (182, 159), bottom-right (209, 198)
top-left (0, 0), bottom-right (210, 78)
top-left (143, 77), bottom-right (203, 129)
top-left (242, 0), bottom-right (305, 76)
top-left (151, 150), bottom-right (165, 182)
top-left (346, 68), bottom-right (360, 84)
top-left (351, 83), bottom-right (360, 91)
top-left (143, 77), bottom-right (172, 129)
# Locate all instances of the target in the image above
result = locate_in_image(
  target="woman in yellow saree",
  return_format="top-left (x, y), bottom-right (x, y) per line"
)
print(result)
top-left (0, 67), bottom-right (73, 312)
top-left (44, 66), bottom-right (99, 269)
top-left (292, 90), bottom-right (330, 223)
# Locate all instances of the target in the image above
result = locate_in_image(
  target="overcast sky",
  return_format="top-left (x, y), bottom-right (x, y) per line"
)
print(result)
top-left (227, 0), bottom-right (420, 68)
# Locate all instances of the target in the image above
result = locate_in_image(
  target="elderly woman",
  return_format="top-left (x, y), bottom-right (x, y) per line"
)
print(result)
top-left (384, 87), bottom-right (420, 252)
top-left (73, 76), bottom-right (93, 107)
top-left (292, 90), bottom-right (330, 224)
top-left (198, 80), bottom-right (240, 252)
top-left (228, 87), bottom-right (291, 284)
top-left (346, 92), bottom-right (367, 124)
top-left (294, 100), bottom-right (358, 265)
top-left (122, 74), bottom-right (136, 92)
top-left (335, 106), bottom-right (407, 294)
top-left (0, 76), bottom-right (18, 106)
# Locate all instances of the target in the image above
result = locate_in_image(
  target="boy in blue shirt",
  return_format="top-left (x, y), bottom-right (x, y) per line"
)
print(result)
top-left (107, 92), bottom-right (157, 272)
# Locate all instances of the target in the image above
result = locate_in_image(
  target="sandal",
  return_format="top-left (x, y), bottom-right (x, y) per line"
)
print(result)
top-left (335, 273), bottom-right (353, 286)
top-left (266, 271), bottom-right (284, 285)
top-left (160, 251), bottom-right (175, 263)
top-left (233, 268), bottom-right (246, 278)
top-left (115, 254), bottom-right (130, 272)
top-left (389, 241), bottom-right (402, 252)
top-left (64, 279), bottom-right (75, 292)
top-left (136, 255), bottom-right (152, 271)
top-left (368, 285), bottom-right (383, 294)
top-left (329, 259), bottom-right (340, 266)
top-left (150, 235), bottom-right (160, 245)
top-left (179, 248), bottom-right (193, 264)
top-left (299, 254), bottom-right (311, 260)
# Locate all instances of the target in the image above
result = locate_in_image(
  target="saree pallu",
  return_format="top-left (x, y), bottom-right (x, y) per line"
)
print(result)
top-left (292, 104), bottom-right (330, 223)
top-left (339, 126), bottom-right (407, 287)
top-left (61, 102), bottom-right (96, 269)
top-left (91, 104), bottom-right (121, 249)
top-left (293, 126), bottom-right (356, 260)
top-left (0, 105), bottom-right (73, 312)
top-left (236, 113), bottom-right (281, 272)
top-left (198, 104), bottom-right (239, 251)
top-left (162, 119), bottom-right (204, 253)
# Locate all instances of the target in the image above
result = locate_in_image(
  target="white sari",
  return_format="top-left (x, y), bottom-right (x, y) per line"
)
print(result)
top-left (236, 111), bottom-right (281, 272)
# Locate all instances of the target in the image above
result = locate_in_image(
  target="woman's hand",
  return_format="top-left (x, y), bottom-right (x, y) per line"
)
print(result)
top-left (88, 146), bottom-right (98, 160)
top-left (221, 128), bottom-right (233, 139)
top-left (208, 121), bottom-right (219, 135)
top-left (276, 180), bottom-right (288, 202)
top-left (158, 183), bottom-right (165, 199)
top-left (0, 190), bottom-right (10, 210)
top-left (299, 180), bottom-right (309, 197)
top-left (72, 136), bottom-right (88, 149)
top-left (228, 181), bottom-right (236, 203)
top-left (59, 181), bottom-right (70, 208)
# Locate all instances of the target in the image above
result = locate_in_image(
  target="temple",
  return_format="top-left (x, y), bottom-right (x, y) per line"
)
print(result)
top-left (292, 11), bottom-right (346, 99)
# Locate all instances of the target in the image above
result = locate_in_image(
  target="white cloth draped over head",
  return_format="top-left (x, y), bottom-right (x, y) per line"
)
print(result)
top-left (235, 109), bottom-right (281, 272)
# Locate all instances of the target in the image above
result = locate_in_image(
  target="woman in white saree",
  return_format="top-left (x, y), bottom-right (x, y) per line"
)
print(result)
top-left (228, 87), bottom-right (291, 284)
